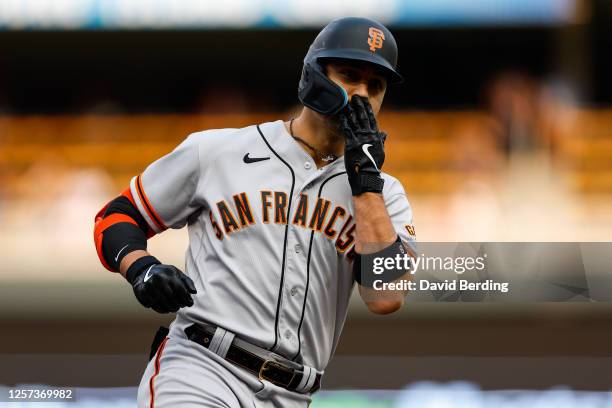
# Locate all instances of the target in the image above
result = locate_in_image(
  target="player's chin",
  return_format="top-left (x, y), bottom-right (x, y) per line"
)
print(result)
top-left (327, 111), bottom-right (342, 125)
top-left (311, 108), bottom-right (345, 139)
top-left (326, 111), bottom-right (344, 132)
top-left (329, 118), bottom-right (347, 140)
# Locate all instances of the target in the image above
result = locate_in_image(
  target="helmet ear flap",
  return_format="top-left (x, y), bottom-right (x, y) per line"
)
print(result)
top-left (298, 61), bottom-right (348, 116)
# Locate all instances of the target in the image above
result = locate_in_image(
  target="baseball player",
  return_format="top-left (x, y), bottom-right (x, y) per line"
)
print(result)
top-left (93, 17), bottom-right (415, 407)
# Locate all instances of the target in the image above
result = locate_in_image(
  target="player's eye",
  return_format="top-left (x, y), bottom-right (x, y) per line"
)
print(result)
top-left (341, 69), bottom-right (361, 83)
top-left (369, 78), bottom-right (384, 93)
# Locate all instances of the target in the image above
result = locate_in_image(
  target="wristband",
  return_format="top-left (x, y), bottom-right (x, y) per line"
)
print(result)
top-left (353, 172), bottom-right (384, 195)
top-left (353, 236), bottom-right (409, 287)
top-left (126, 255), bottom-right (161, 284)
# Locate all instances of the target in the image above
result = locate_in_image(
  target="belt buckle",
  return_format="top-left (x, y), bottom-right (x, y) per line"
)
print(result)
top-left (258, 359), bottom-right (279, 381)
top-left (258, 359), bottom-right (295, 388)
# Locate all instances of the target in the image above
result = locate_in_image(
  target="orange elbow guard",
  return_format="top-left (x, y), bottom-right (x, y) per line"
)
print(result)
top-left (94, 188), bottom-right (154, 271)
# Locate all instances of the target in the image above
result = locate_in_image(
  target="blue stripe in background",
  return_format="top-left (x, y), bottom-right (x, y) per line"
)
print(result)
top-left (0, 0), bottom-right (576, 30)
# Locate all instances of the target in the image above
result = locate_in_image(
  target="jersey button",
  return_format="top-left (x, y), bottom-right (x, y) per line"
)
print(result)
top-left (304, 162), bottom-right (312, 170)
top-left (294, 244), bottom-right (302, 254)
top-left (290, 287), bottom-right (298, 296)
top-left (284, 330), bottom-right (292, 339)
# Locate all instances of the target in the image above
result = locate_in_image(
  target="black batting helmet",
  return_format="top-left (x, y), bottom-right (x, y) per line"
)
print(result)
top-left (297, 17), bottom-right (403, 116)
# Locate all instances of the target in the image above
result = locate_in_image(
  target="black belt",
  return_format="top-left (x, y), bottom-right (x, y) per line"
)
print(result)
top-left (184, 323), bottom-right (321, 394)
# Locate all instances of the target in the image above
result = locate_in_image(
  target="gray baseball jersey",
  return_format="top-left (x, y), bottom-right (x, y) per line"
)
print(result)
top-left (130, 119), bottom-right (416, 405)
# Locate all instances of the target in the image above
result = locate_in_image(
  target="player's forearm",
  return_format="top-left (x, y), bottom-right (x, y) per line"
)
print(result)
top-left (353, 192), bottom-right (407, 313)
top-left (353, 192), bottom-right (396, 252)
top-left (119, 250), bottom-right (151, 278)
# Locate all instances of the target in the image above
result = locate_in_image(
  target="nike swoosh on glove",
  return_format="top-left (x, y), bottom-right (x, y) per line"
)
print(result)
top-left (339, 95), bottom-right (387, 196)
top-left (131, 264), bottom-right (197, 314)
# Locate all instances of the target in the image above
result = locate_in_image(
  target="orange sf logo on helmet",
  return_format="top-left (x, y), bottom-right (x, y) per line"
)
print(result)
top-left (367, 27), bottom-right (385, 52)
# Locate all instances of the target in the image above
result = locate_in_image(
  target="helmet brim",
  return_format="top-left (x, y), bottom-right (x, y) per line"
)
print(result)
top-left (315, 49), bottom-right (404, 84)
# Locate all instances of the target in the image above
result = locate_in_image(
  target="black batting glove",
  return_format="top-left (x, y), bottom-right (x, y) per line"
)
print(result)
top-left (127, 257), bottom-right (197, 314)
top-left (339, 95), bottom-right (387, 196)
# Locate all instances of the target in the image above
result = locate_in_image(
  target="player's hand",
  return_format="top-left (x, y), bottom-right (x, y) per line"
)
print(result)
top-left (338, 95), bottom-right (386, 196)
top-left (130, 264), bottom-right (197, 314)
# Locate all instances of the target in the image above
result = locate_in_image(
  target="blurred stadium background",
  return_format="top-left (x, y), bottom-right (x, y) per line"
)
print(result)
top-left (1, 0), bottom-right (612, 406)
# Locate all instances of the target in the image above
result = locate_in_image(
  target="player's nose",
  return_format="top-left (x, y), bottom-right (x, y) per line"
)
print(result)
top-left (349, 81), bottom-right (369, 100)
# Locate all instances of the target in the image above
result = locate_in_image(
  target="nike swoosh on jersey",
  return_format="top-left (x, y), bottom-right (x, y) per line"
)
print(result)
top-left (243, 153), bottom-right (270, 164)
top-left (143, 265), bottom-right (155, 283)
top-left (362, 144), bottom-right (379, 172)
top-left (114, 244), bottom-right (130, 262)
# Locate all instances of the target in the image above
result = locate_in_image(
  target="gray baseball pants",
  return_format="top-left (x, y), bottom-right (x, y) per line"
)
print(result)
top-left (137, 334), bottom-right (312, 407)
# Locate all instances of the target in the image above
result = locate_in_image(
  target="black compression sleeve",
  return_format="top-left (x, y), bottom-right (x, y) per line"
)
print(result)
top-left (100, 195), bottom-right (150, 271)
top-left (104, 196), bottom-right (150, 233)
top-left (101, 222), bottom-right (148, 271)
